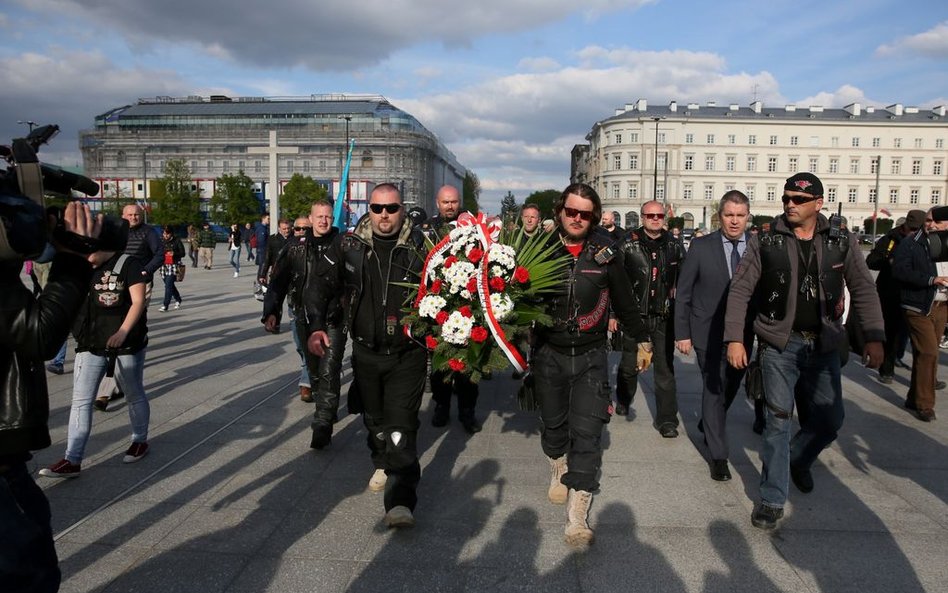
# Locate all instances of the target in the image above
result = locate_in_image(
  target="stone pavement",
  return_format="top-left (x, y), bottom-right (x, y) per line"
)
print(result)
top-left (34, 247), bottom-right (948, 593)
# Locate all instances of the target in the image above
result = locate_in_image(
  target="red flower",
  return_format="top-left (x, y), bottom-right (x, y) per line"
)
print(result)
top-left (459, 305), bottom-right (473, 318)
top-left (448, 358), bottom-right (466, 372)
top-left (444, 255), bottom-right (458, 269)
top-left (467, 247), bottom-right (484, 263)
top-left (466, 277), bottom-right (478, 294)
top-left (471, 326), bottom-right (489, 343)
top-left (435, 311), bottom-right (449, 324)
top-left (430, 279), bottom-right (443, 294)
top-left (489, 276), bottom-right (506, 292)
top-left (513, 266), bottom-right (530, 284)
top-left (425, 335), bottom-right (438, 350)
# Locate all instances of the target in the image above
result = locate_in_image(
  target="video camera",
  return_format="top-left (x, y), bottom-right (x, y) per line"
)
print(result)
top-left (0, 124), bottom-right (127, 261)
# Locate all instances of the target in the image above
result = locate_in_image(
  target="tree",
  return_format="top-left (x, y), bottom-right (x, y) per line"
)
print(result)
top-left (863, 217), bottom-right (894, 235)
top-left (150, 159), bottom-right (202, 227)
top-left (500, 191), bottom-right (518, 222)
top-left (523, 189), bottom-right (560, 220)
top-left (209, 170), bottom-right (260, 225)
top-left (100, 183), bottom-right (135, 217)
top-left (462, 171), bottom-right (480, 214)
top-left (280, 174), bottom-right (329, 220)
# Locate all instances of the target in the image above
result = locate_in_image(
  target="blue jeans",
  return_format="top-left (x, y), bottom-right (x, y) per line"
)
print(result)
top-left (50, 341), bottom-right (67, 367)
top-left (0, 462), bottom-right (60, 592)
top-left (65, 349), bottom-right (150, 464)
top-left (162, 273), bottom-right (181, 309)
top-left (229, 247), bottom-right (241, 273)
top-left (290, 311), bottom-right (310, 388)
top-left (759, 334), bottom-right (843, 507)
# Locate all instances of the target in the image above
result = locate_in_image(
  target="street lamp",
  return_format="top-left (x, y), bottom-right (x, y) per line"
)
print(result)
top-left (17, 120), bottom-right (37, 133)
top-left (652, 117), bottom-right (663, 201)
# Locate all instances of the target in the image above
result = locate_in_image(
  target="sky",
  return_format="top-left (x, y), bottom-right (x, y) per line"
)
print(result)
top-left (0, 0), bottom-right (946, 213)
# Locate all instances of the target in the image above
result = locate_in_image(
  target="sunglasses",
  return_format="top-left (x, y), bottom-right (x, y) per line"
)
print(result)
top-left (293, 226), bottom-right (310, 231)
top-left (781, 194), bottom-right (821, 205)
top-left (563, 207), bottom-right (594, 221)
top-left (643, 213), bottom-right (665, 220)
top-left (369, 203), bottom-right (401, 214)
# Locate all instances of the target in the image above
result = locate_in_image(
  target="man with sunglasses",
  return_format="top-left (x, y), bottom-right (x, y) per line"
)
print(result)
top-left (306, 184), bottom-right (428, 529)
top-left (533, 183), bottom-right (652, 547)
top-left (725, 172), bottom-right (884, 530)
top-left (616, 201), bottom-right (686, 437)
top-left (422, 185), bottom-right (482, 434)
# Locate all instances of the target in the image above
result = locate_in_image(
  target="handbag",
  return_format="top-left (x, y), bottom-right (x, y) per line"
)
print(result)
top-left (175, 263), bottom-right (186, 282)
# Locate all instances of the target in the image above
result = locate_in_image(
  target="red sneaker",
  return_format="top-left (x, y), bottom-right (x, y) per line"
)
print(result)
top-left (39, 459), bottom-right (81, 478)
top-left (123, 442), bottom-right (149, 463)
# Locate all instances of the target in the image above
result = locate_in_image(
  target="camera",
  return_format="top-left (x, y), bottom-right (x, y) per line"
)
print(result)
top-left (0, 124), bottom-right (127, 261)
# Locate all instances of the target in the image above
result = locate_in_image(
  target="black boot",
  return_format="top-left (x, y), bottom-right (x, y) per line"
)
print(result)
top-left (459, 408), bottom-right (482, 434)
top-left (310, 423), bottom-right (332, 449)
top-left (432, 403), bottom-right (449, 427)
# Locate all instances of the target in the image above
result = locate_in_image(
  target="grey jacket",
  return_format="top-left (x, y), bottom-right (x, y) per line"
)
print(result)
top-left (724, 214), bottom-right (885, 353)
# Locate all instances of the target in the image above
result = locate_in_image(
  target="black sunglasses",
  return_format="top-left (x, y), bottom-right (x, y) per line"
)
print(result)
top-left (563, 206), bottom-right (594, 221)
top-left (293, 226), bottom-right (310, 231)
top-left (781, 194), bottom-right (821, 205)
top-left (643, 212), bottom-right (665, 220)
top-left (369, 203), bottom-right (401, 214)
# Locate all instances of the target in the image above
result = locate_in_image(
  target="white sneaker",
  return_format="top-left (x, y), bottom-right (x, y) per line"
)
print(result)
top-left (368, 468), bottom-right (387, 492)
top-left (234, 271), bottom-right (239, 278)
top-left (158, 306), bottom-right (167, 312)
top-left (173, 301), bottom-right (181, 310)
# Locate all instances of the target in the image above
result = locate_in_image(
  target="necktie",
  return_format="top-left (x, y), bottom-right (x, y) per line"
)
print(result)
top-left (730, 239), bottom-right (741, 276)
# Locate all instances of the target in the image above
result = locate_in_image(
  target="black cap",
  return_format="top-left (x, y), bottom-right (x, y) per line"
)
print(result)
top-left (784, 172), bottom-right (823, 197)
top-left (904, 209), bottom-right (927, 230)
top-left (407, 206), bottom-right (427, 227)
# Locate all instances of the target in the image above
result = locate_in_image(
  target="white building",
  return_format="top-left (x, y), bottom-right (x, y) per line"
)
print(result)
top-left (572, 99), bottom-right (948, 232)
top-left (79, 94), bottom-right (465, 219)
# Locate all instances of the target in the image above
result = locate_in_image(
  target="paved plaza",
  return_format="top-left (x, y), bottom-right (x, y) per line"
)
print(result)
top-left (34, 247), bottom-right (948, 592)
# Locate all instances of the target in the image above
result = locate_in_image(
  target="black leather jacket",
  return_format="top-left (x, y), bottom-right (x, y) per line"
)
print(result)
top-left (620, 227), bottom-right (685, 318)
top-left (264, 228), bottom-right (343, 326)
top-left (0, 253), bottom-right (93, 461)
top-left (306, 215), bottom-right (426, 353)
top-left (535, 231), bottom-right (649, 353)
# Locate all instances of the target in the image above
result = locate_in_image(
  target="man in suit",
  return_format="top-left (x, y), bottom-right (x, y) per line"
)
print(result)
top-left (674, 190), bottom-right (754, 481)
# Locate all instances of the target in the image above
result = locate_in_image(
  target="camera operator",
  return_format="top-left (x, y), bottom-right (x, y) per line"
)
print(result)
top-left (1, 202), bottom-right (102, 592)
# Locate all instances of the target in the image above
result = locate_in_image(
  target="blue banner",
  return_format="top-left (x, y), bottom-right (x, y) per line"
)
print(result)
top-left (333, 139), bottom-right (356, 232)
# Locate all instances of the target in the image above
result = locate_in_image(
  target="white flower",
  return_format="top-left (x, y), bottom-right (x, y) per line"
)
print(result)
top-left (442, 310), bottom-right (474, 345)
top-left (487, 243), bottom-right (517, 270)
top-left (418, 295), bottom-right (447, 319)
top-left (490, 292), bottom-right (514, 322)
top-left (444, 261), bottom-right (476, 292)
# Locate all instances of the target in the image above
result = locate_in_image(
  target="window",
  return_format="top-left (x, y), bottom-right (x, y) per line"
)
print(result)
top-left (613, 184), bottom-right (620, 199)
top-left (190, 160), bottom-right (197, 170)
top-left (304, 160), bottom-right (311, 172)
top-left (207, 160), bottom-right (213, 171)
top-left (629, 153), bottom-right (639, 170)
top-left (870, 159), bottom-right (879, 175)
top-left (894, 138), bottom-right (902, 148)
top-left (767, 156), bottom-right (778, 172)
top-left (746, 185), bottom-right (756, 199)
top-left (889, 189), bottom-right (899, 204)
top-left (936, 139), bottom-right (944, 149)
top-left (788, 157), bottom-right (798, 173)
top-left (767, 186), bottom-right (776, 201)
top-left (628, 184), bottom-right (638, 200)
top-left (726, 156), bottom-right (735, 172)
top-left (748, 135), bottom-right (757, 145)
top-left (657, 153), bottom-right (667, 170)
top-left (137, 183), bottom-right (143, 192)
top-left (747, 156), bottom-right (757, 171)
top-left (831, 137), bottom-right (839, 147)
top-left (254, 160), bottom-right (262, 173)
top-left (704, 184), bottom-right (715, 200)
top-left (707, 134), bottom-right (715, 144)
top-left (705, 155), bottom-right (715, 171)
top-left (849, 159), bottom-right (859, 174)
top-left (238, 160), bottom-right (245, 171)
top-left (790, 136), bottom-right (799, 146)
top-left (728, 134), bottom-right (736, 145)
top-left (630, 132), bottom-right (639, 143)
top-left (914, 138), bottom-right (923, 149)
top-left (685, 133), bottom-right (694, 144)
top-left (615, 134), bottom-right (622, 145)
top-left (848, 188), bottom-right (858, 203)
top-left (933, 189), bottom-right (942, 205)
top-left (684, 154), bottom-right (694, 170)
top-left (872, 137), bottom-right (880, 148)
top-left (809, 157), bottom-right (819, 173)
top-left (614, 154), bottom-right (622, 170)
top-left (868, 188), bottom-right (877, 203)
top-left (890, 159), bottom-right (901, 175)
top-left (852, 137), bottom-right (860, 148)
top-left (934, 160), bottom-right (943, 176)
top-left (829, 158), bottom-right (839, 174)
top-left (658, 132), bottom-right (666, 143)
top-left (912, 159), bottom-right (922, 175)
top-left (769, 135), bottom-right (778, 146)
top-left (910, 189), bottom-right (920, 205)
top-left (827, 187), bottom-right (837, 203)
top-left (286, 161), bottom-right (293, 173)
top-left (656, 184), bottom-right (665, 201)
top-left (683, 185), bottom-right (693, 200)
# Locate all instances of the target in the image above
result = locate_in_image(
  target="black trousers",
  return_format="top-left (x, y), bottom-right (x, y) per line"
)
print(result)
top-left (879, 295), bottom-right (907, 377)
top-left (616, 315), bottom-right (679, 428)
top-left (696, 344), bottom-right (748, 460)
top-left (0, 462), bottom-right (60, 593)
top-left (534, 344), bottom-right (611, 492)
top-left (430, 369), bottom-right (479, 417)
top-left (300, 321), bottom-right (346, 430)
top-left (354, 344), bottom-right (427, 512)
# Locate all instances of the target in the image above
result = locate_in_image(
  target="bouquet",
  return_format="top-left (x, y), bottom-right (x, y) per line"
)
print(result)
top-left (403, 212), bottom-right (569, 382)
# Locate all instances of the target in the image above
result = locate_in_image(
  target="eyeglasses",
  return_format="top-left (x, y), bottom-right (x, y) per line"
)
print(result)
top-left (369, 203), bottom-right (401, 214)
top-left (643, 212), bottom-right (665, 220)
top-left (781, 194), bottom-right (821, 205)
top-left (563, 207), bottom-right (593, 221)
top-left (293, 226), bottom-right (310, 231)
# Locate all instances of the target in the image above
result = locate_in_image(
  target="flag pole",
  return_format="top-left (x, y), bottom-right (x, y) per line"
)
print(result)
top-left (333, 138), bottom-right (356, 232)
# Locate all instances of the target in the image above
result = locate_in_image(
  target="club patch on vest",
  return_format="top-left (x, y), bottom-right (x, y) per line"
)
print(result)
top-left (576, 290), bottom-right (609, 330)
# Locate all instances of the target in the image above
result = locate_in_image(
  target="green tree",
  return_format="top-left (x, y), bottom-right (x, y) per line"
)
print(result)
top-left (150, 159), bottom-right (202, 227)
top-left (523, 189), bottom-right (560, 219)
top-left (209, 170), bottom-right (260, 225)
top-left (462, 171), bottom-right (480, 214)
top-left (500, 191), bottom-right (518, 222)
top-left (863, 217), bottom-right (894, 235)
top-left (280, 174), bottom-right (329, 220)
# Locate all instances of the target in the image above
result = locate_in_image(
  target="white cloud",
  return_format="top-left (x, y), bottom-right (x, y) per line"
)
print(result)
top-left (876, 20), bottom-right (948, 58)
top-left (517, 57), bottom-right (561, 72)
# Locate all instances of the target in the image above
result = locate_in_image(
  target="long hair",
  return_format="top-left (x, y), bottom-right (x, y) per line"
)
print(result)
top-left (553, 183), bottom-right (602, 227)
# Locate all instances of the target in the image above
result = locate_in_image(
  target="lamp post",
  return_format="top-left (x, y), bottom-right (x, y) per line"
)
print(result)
top-left (872, 154), bottom-right (881, 243)
top-left (17, 120), bottom-right (37, 133)
top-left (652, 117), bottom-right (662, 201)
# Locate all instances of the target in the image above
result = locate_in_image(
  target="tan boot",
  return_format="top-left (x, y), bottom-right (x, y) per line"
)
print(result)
top-left (564, 489), bottom-right (594, 547)
top-left (548, 456), bottom-right (568, 504)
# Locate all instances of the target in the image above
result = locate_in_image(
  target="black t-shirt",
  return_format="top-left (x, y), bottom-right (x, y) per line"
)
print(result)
top-left (792, 239), bottom-right (821, 333)
top-left (74, 254), bottom-right (148, 354)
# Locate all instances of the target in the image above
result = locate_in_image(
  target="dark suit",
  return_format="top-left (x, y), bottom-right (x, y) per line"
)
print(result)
top-left (674, 231), bottom-right (753, 460)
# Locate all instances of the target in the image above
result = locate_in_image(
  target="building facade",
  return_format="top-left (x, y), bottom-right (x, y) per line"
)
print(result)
top-left (79, 94), bottom-right (465, 219)
top-left (572, 99), bottom-right (948, 232)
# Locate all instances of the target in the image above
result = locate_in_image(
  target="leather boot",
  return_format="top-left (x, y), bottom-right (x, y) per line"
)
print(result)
top-left (564, 489), bottom-right (594, 547)
top-left (547, 456), bottom-right (568, 504)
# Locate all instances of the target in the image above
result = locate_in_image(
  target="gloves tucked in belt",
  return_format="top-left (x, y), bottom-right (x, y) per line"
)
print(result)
top-left (636, 342), bottom-right (653, 372)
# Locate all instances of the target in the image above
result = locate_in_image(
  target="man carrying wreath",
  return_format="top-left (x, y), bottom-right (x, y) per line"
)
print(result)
top-left (533, 183), bottom-right (652, 547)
